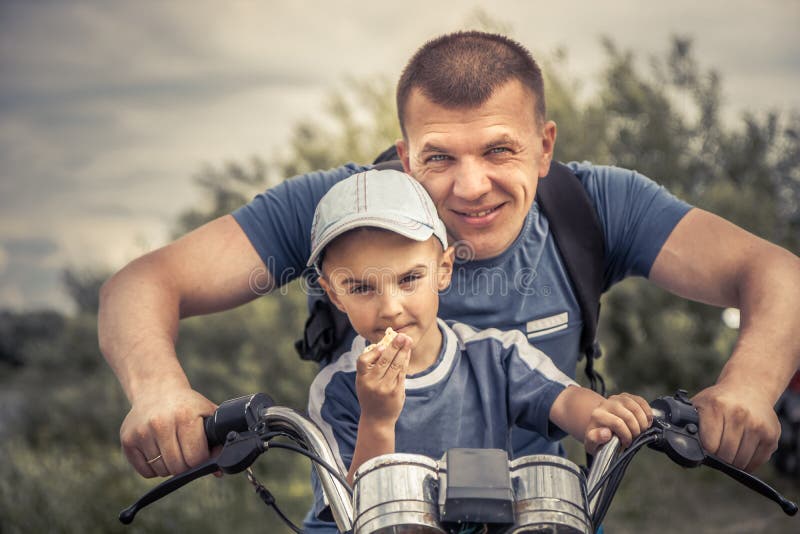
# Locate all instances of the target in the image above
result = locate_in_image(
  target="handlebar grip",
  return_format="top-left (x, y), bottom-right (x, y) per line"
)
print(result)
top-left (203, 393), bottom-right (275, 450)
top-left (203, 415), bottom-right (223, 449)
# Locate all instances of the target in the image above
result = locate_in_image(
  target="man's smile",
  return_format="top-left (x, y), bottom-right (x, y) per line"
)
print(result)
top-left (450, 202), bottom-right (507, 225)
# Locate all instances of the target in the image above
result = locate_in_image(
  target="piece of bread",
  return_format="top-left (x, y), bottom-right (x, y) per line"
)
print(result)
top-left (363, 327), bottom-right (398, 354)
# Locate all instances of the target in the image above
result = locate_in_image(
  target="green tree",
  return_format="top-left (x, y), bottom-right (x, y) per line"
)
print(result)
top-left (554, 38), bottom-right (800, 397)
top-left (0, 309), bottom-right (64, 369)
top-left (278, 76), bottom-right (400, 178)
top-left (173, 157), bottom-right (273, 237)
top-left (3, 32), bottom-right (798, 534)
top-left (61, 267), bottom-right (109, 315)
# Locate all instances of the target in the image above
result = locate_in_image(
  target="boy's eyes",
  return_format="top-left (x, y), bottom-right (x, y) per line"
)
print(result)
top-left (346, 272), bottom-right (424, 294)
top-left (348, 284), bottom-right (372, 295)
top-left (400, 272), bottom-right (423, 285)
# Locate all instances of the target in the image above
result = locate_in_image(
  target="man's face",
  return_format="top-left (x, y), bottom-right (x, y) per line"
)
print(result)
top-left (397, 80), bottom-right (556, 260)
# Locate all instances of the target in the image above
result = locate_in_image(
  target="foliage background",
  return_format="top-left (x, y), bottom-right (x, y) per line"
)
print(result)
top-left (1, 17), bottom-right (799, 534)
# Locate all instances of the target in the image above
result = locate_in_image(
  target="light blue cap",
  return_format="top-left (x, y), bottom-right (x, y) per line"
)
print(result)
top-left (307, 169), bottom-right (448, 269)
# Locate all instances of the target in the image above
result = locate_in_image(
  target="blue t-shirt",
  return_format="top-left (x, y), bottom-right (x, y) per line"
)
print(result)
top-left (233, 161), bottom-right (691, 452)
top-left (306, 319), bottom-right (577, 525)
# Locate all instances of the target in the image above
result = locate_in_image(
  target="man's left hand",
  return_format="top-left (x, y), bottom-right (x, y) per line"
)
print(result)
top-left (692, 382), bottom-right (780, 472)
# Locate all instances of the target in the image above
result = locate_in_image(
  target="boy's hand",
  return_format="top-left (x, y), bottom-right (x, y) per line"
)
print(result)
top-left (585, 393), bottom-right (653, 454)
top-left (355, 333), bottom-right (412, 425)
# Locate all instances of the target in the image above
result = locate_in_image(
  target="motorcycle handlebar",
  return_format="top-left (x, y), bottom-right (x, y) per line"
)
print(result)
top-left (121, 390), bottom-right (796, 531)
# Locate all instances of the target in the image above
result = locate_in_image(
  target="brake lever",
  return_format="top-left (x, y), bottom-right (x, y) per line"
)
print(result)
top-left (119, 430), bottom-right (266, 524)
top-left (649, 390), bottom-right (798, 516)
top-left (703, 454), bottom-right (797, 516)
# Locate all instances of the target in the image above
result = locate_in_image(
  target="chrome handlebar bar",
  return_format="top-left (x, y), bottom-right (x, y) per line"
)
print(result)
top-left (120, 393), bottom-right (796, 532)
top-left (259, 406), bottom-right (354, 531)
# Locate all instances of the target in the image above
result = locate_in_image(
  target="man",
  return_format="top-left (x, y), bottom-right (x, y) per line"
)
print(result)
top-left (99, 31), bottom-right (800, 481)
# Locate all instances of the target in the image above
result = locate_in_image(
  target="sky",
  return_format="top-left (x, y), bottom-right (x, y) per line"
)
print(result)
top-left (1, 0), bottom-right (798, 313)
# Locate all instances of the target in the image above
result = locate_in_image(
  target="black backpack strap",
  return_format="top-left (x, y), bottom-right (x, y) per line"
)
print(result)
top-left (294, 296), bottom-right (353, 364)
top-left (372, 145), bottom-right (401, 165)
top-left (536, 162), bottom-right (606, 395)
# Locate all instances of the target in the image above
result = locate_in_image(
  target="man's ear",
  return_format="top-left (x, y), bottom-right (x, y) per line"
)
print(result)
top-left (436, 246), bottom-right (455, 291)
top-left (318, 276), bottom-right (347, 313)
top-left (395, 139), bottom-right (411, 174)
top-left (537, 120), bottom-right (557, 177)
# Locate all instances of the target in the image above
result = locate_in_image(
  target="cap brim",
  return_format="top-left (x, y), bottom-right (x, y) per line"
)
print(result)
top-left (307, 213), bottom-right (436, 268)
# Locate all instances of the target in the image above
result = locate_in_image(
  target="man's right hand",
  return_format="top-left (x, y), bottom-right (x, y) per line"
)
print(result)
top-left (99, 215), bottom-right (270, 478)
top-left (120, 387), bottom-right (217, 478)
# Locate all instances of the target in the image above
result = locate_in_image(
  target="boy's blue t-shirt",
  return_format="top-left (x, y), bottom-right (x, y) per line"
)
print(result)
top-left (307, 319), bottom-right (578, 524)
top-left (233, 161), bottom-right (692, 457)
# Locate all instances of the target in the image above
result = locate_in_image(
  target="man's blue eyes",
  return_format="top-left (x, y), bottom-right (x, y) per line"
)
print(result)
top-left (425, 148), bottom-right (510, 163)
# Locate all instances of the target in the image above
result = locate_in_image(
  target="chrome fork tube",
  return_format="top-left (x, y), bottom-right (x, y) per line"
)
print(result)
top-left (585, 436), bottom-right (620, 517)
top-left (262, 406), bottom-right (354, 532)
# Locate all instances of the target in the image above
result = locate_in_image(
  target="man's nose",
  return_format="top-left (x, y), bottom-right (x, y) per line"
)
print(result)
top-left (452, 159), bottom-right (492, 201)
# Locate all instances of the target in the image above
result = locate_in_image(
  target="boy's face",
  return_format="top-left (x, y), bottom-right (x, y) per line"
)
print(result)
top-left (319, 229), bottom-right (454, 359)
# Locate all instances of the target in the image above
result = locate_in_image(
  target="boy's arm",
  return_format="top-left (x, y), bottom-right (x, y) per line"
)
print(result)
top-left (502, 329), bottom-right (647, 449)
top-left (548, 386), bottom-right (604, 442)
top-left (347, 418), bottom-right (396, 486)
top-left (347, 335), bottom-right (412, 485)
top-left (549, 387), bottom-right (652, 452)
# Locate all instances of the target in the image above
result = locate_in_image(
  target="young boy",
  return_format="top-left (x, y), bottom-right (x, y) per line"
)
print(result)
top-left (305, 169), bottom-right (652, 529)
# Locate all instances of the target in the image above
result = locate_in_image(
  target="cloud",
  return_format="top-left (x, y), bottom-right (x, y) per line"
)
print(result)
top-left (0, 0), bottom-right (798, 312)
top-left (0, 2), bottom-right (332, 112)
top-left (0, 237), bottom-right (59, 260)
top-left (0, 236), bottom-right (68, 312)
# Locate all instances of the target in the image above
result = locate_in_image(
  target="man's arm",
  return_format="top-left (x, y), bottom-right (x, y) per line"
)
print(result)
top-left (98, 214), bottom-right (269, 478)
top-left (649, 207), bottom-right (800, 471)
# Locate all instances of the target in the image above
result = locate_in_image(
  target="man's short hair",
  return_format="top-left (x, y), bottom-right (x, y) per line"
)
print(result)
top-left (397, 31), bottom-right (546, 137)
